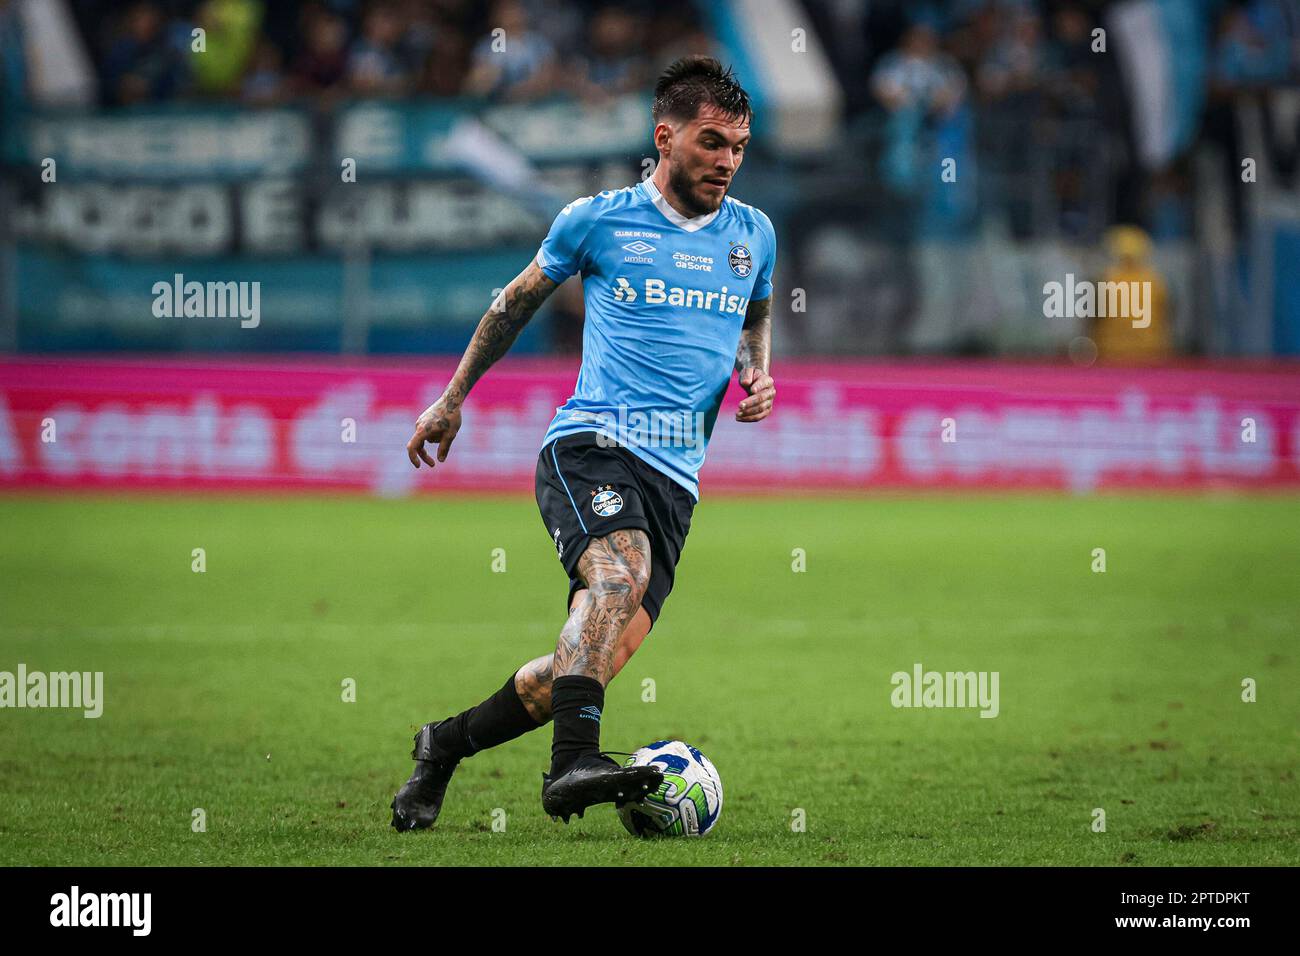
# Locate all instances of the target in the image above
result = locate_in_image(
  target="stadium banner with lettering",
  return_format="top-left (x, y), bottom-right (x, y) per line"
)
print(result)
top-left (4, 97), bottom-right (652, 354)
top-left (2, 358), bottom-right (1298, 495)
top-left (4, 97), bottom-right (651, 176)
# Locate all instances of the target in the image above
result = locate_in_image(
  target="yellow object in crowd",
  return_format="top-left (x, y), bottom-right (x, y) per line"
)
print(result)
top-left (1089, 226), bottom-right (1172, 363)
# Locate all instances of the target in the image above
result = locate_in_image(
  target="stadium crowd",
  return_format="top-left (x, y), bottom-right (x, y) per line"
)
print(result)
top-left (64, 0), bottom-right (1300, 112)
top-left (814, 0), bottom-right (1299, 242)
top-left (68, 0), bottom-right (709, 106)
top-left (3, 0), bottom-right (1294, 360)
top-left (60, 0), bottom-right (1298, 242)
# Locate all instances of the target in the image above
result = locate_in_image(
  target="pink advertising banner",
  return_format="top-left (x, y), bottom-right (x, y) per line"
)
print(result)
top-left (2, 357), bottom-right (1299, 495)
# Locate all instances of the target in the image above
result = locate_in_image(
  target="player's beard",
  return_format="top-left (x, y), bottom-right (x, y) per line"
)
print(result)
top-left (669, 163), bottom-right (725, 216)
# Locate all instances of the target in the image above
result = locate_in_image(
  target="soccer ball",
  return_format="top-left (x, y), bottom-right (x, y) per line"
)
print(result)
top-left (617, 740), bottom-right (723, 837)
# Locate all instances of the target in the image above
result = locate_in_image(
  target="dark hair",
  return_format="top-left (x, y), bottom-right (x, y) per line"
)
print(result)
top-left (652, 55), bottom-right (752, 125)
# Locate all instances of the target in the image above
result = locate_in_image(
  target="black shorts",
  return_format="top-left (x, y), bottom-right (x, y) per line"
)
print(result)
top-left (535, 431), bottom-right (695, 628)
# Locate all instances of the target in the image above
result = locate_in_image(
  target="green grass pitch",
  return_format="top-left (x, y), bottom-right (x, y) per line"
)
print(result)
top-left (0, 492), bottom-right (1296, 866)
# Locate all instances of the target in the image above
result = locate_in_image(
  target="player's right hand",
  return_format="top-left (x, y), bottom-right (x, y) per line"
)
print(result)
top-left (407, 397), bottom-right (462, 468)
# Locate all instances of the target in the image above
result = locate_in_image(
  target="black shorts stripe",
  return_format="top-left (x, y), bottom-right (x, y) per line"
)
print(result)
top-left (548, 440), bottom-right (590, 535)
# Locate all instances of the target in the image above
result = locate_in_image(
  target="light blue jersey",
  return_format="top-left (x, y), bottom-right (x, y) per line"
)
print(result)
top-left (536, 179), bottom-right (776, 500)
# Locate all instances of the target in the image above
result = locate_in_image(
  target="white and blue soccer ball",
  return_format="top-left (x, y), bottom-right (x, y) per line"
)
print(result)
top-left (617, 740), bottom-right (723, 837)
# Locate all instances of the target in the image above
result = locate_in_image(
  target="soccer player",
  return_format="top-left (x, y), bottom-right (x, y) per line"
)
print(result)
top-left (392, 55), bottom-right (776, 829)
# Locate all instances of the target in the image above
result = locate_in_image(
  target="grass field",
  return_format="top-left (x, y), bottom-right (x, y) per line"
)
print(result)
top-left (0, 492), bottom-right (1297, 866)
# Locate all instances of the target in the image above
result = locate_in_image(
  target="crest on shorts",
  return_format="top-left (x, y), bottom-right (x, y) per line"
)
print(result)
top-left (728, 243), bottom-right (752, 277)
top-left (590, 484), bottom-right (623, 517)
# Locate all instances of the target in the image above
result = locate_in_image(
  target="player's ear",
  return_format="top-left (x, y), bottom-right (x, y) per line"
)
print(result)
top-left (653, 121), bottom-right (673, 156)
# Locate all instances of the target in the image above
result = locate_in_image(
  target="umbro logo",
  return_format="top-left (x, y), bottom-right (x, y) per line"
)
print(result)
top-left (621, 240), bottom-right (655, 255)
top-left (579, 705), bottom-right (602, 722)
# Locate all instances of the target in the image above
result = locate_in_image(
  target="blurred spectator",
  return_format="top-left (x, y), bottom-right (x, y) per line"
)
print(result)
top-left (519, 0), bottom-right (584, 54)
top-left (871, 22), bottom-right (966, 118)
top-left (976, 9), bottom-right (1046, 237)
top-left (292, 6), bottom-right (348, 93)
top-left (421, 25), bottom-right (472, 96)
top-left (420, 0), bottom-right (485, 94)
top-left (1044, 2), bottom-right (1104, 238)
top-left (1, 0), bottom-right (26, 112)
top-left (947, 1), bottom-right (1000, 78)
top-left (242, 37), bottom-right (286, 103)
top-left (976, 8), bottom-right (1044, 103)
top-left (870, 22), bottom-right (967, 193)
top-left (1090, 226), bottom-right (1172, 363)
top-left (189, 0), bottom-right (263, 97)
top-left (393, 0), bottom-right (437, 81)
top-left (1046, 2), bottom-right (1099, 114)
top-left (570, 6), bottom-right (650, 102)
top-left (463, 0), bottom-right (556, 101)
top-left (103, 1), bottom-right (187, 105)
top-left (347, 2), bottom-right (411, 96)
top-left (1212, 2), bottom-right (1292, 88)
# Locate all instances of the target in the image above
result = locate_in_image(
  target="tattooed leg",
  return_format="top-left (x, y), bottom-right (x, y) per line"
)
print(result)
top-left (543, 528), bottom-right (651, 783)
top-left (514, 601), bottom-right (652, 722)
top-left (553, 529), bottom-right (651, 683)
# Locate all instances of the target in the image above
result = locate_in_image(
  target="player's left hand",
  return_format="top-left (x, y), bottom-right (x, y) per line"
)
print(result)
top-left (736, 367), bottom-right (775, 423)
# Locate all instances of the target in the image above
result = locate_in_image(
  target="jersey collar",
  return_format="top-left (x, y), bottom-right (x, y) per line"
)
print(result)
top-left (641, 178), bottom-right (722, 233)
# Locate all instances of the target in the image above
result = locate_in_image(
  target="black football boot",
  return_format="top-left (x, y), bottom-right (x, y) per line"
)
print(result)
top-left (541, 753), bottom-right (663, 823)
top-left (390, 721), bottom-right (460, 832)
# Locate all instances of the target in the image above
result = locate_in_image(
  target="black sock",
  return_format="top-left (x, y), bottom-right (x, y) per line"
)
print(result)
top-left (428, 673), bottom-right (541, 761)
top-left (549, 675), bottom-right (604, 777)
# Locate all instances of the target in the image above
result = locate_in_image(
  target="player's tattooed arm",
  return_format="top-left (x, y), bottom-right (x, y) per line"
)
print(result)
top-left (735, 297), bottom-right (775, 423)
top-left (457, 261), bottom-right (558, 395)
top-left (553, 529), bottom-right (651, 684)
top-left (406, 261), bottom-right (558, 467)
top-left (735, 296), bottom-right (771, 373)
